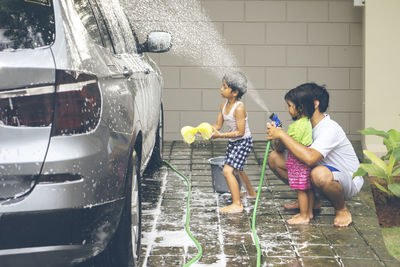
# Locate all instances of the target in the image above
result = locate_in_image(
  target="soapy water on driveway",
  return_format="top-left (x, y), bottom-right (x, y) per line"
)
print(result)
top-left (139, 141), bottom-right (398, 266)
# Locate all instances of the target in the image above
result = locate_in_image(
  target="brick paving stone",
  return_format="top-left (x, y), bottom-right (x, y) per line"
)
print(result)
top-left (139, 141), bottom-right (398, 266)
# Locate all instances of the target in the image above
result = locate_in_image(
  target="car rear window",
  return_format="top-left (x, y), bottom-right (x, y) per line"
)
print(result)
top-left (0, 0), bottom-right (55, 51)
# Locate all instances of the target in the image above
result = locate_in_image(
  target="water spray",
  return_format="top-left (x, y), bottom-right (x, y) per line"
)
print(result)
top-left (125, 0), bottom-right (271, 113)
top-left (251, 112), bottom-right (282, 267)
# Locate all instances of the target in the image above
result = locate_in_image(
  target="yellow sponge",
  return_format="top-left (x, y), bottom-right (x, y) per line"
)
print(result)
top-left (181, 122), bottom-right (213, 144)
top-left (181, 126), bottom-right (197, 144)
top-left (196, 122), bottom-right (213, 140)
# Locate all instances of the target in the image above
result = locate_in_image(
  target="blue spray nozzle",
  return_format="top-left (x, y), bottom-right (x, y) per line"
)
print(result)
top-left (269, 112), bottom-right (282, 127)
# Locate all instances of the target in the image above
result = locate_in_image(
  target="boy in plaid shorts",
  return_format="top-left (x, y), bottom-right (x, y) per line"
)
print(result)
top-left (211, 71), bottom-right (255, 214)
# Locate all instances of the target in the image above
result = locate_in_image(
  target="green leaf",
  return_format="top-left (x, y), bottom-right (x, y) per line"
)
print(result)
top-left (384, 130), bottom-right (400, 159)
top-left (383, 138), bottom-right (392, 160)
top-left (352, 167), bottom-right (367, 178)
top-left (359, 163), bottom-right (387, 179)
top-left (387, 154), bottom-right (396, 176)
top-left (393, 165), bottom-right (400, 176)
top-left (388, 183), bottom-right (400, 198)
top-left (388, 129), bottom-right (400, 147)
top-left (363, 150), bottom-right (387, 173)
top-left (359, 127), bottom-right (388, 138)
top-left (375, 182), bottom-right (390, 194)
top-left (362, 158), bottom-right (372, 164)
top-left (393, 147), bottom-right (400, 163)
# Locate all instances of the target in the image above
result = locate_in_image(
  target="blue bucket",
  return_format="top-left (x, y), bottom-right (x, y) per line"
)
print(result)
top-left (208, 156), bottom-right (242, 193)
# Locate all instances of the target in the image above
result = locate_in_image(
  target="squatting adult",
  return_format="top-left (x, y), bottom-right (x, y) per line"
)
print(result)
top-left (266, 83), bottom-right (364, 227)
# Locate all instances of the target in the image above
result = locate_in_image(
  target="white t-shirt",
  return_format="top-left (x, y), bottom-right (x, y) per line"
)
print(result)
top-left (310, 114), bottom-right (359, 175)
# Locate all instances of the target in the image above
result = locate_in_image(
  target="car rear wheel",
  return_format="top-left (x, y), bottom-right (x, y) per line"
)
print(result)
top-left (93, 150), bottom-right (141, 266)
top-left (128, 151), bottom-right (141, 265)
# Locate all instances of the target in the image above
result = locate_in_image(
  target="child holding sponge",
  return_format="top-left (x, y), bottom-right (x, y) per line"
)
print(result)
top-left (211, 71), bottom-right (256, 214)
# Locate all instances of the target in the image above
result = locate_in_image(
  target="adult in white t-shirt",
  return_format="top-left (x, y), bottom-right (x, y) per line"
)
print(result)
top-left (267, 83), bottom-right (364, 227)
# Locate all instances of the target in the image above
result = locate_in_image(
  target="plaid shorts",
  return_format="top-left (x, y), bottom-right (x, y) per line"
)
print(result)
top-left (224, 137), bottom-right (253, 171)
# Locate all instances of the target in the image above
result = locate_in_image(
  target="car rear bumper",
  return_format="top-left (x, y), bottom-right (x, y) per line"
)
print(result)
top-left (0, 245), bottom-right (92, 267)
top-left (0, 197), bottom-right (124, 266)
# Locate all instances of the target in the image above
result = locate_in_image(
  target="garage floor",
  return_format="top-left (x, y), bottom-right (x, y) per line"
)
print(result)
top-left (139, 141), bottom-right (398, 266)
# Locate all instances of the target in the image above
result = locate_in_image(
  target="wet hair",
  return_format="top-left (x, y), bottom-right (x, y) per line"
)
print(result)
top-left (305, 83), bottom-right (329, 112)
top-left (285, 85), bottom-right (315, 119)
top-left (223, 71), bottom-right (247, 100)
top-left (288, 83), bottom-right (329, 113)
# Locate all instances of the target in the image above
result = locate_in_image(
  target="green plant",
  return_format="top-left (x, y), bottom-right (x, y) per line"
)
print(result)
top-left (353, 127), bottom-right (400, 198)
top-left (382, 227), bottom-right (400, 261)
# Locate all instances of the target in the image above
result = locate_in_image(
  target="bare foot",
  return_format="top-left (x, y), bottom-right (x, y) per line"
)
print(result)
top-left (247, 191), bottom-right (257, 198)
top-left (287, 214), bottom-right (310, 225)
top-left (284, 199), bottom-right (322, 210)
top-left (334, 208), bottom-right (352, 227)
top-left (240, 191), bottom-right (257, 198)
top-left (292, 212), bottom-right (314, 220)
top-left (219, 203), bottom-right (243, 214)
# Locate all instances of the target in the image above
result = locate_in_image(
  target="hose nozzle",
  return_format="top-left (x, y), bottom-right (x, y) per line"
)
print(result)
top-left (269, 112), bottom-right (282, 127)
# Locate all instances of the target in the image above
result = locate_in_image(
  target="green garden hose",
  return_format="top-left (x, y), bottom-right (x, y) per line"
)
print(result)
top-left (162, 160), bottom-right (203, 267)
top-left (163, 140), bottom-right (270, 267)
top-left (252, 141), bottom-right (271, 267)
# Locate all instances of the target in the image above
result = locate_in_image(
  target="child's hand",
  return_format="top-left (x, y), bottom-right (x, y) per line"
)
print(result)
top-left (267, 122), bottom-right (284, 140)
top-left (211, 126), bottom-right (221, 139)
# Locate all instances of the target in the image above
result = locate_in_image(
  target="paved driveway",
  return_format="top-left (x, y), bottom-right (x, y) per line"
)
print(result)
top-left (139, 141), bottom-right (398, 266)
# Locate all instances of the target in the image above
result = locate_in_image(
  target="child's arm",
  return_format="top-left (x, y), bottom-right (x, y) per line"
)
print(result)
top-left (233, 104), bottom-right (246, 138)
top-left (267, 123), bottom-right (322, 166)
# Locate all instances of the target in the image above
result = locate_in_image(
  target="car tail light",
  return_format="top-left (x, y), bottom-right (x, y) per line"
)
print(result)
top-left (0, 85), bottom-right (54, 127)
top-left (52, 70), bottom-right (102, 136)
top-left (0, 70), bottom-right (101, 136)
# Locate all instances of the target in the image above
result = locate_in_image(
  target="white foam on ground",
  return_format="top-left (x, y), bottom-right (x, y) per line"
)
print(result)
top-left (142, 230), bottom-right (194, 247)
top-left (141, 170), bottom-right (169, 266)
top-left (213, 193), bottom-right (227, 266)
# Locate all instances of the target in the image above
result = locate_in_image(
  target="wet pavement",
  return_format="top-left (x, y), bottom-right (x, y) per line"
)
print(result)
top-left (139, 141), bottom-right (399, 266)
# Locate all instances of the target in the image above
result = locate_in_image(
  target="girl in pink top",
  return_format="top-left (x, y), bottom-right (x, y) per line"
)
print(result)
top-left (284, 86), bottom-right (315, 224)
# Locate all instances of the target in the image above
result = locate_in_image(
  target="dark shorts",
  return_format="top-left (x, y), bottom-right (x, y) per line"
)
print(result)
top-left (224, 137), bottom-right (253, 171)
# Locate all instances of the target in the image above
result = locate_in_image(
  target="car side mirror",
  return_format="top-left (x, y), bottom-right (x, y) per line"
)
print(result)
top-left (139, 31), bottom-right (172, 53)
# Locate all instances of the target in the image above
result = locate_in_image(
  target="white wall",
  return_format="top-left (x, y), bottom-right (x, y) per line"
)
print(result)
top-left (364, 0), bottom-right (400, 153)
top-left (144, 0), bottom-right (363, 141)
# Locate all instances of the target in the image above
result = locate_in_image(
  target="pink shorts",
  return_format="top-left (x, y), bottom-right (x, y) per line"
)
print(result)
top-left (287, 151), bottom-right (311, 190)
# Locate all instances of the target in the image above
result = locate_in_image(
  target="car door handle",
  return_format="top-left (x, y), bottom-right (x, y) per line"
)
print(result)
top-left (123, 67), bottom-right (133, 78)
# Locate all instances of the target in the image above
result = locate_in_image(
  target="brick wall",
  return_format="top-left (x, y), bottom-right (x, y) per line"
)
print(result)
top-left (148, 0), bottom-right (363, 141)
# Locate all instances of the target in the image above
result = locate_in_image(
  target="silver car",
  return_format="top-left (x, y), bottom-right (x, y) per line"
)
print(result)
top-left (0, 0), bottom-right (171, 266)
